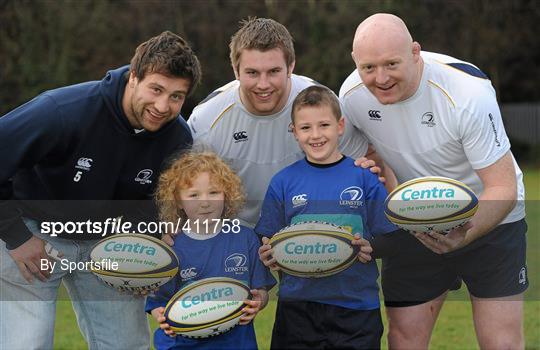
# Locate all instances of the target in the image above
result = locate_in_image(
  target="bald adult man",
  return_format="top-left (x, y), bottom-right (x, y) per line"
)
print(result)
top-left (340, 13), bottom-right (527, 349)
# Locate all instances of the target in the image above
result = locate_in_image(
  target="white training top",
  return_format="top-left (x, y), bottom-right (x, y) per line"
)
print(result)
top-left (339, 51), bottom-right (525, 224)
top-left (188, 74), bottom-right (369, 227)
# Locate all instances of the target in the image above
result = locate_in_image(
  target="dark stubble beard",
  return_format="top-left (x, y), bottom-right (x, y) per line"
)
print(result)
top-left (129, 96), bottom-right (145, 130)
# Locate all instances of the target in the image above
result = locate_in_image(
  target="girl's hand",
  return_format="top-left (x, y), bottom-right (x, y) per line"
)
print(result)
top-left (151, 307), bottom-right (177, 337)
top-left (239, 289), bottom-right (268, 325)
top-left (161, 233), bottom-right (177, 247)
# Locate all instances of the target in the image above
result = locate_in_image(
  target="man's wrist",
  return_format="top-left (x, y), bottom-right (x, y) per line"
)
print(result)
top-left (460, 227), bottom-right (478, 248)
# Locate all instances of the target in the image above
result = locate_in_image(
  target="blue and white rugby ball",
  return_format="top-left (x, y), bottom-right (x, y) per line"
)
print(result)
top-left (269, 221), bottom-right (358, 278)
top-left (164, 277), bottom-right (251, 338)
top-left (90, 234), bottom-right (179, 292)
top-left (384, 176), bottom-right (478, 233)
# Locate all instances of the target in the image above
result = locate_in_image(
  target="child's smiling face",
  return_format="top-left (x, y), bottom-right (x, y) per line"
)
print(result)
top-left (176, 172), bottom-right (225, 232)
top-left (292, 105), bottom-right (344, 164)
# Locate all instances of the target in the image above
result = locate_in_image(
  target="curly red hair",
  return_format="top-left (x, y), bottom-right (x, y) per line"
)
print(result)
top-left (155, 151), bottom-right (245, 231)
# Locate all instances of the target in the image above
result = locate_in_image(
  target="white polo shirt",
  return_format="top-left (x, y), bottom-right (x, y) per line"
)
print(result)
top-left (339, 51), bottom-right (525, 224)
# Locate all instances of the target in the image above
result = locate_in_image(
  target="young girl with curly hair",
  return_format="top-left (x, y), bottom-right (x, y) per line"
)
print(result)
top-left (146, 151), bottom-right (275, 350)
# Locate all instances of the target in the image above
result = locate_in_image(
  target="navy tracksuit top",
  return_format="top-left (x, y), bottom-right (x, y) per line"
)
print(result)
top-left (0, 66), bottom-right (192, 248)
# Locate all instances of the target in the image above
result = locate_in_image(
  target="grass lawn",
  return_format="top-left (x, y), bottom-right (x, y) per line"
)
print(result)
top-left (53, 168), bottom-right (539, 349)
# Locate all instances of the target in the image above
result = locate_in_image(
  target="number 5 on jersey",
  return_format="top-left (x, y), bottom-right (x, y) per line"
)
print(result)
top-left (74, 171), bottom-right (82, 182)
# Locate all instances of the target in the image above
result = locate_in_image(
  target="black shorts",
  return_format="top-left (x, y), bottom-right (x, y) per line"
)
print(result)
top-left (382, 219), bottom-right (528, 307)
top-left (271, 300), bottom-right (383, 350)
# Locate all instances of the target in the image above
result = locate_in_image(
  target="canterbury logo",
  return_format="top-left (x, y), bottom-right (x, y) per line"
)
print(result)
top-left (368, 110), bottom-right (382, 120)
top-left (292, 194), bottom-right (307, 207)
top-left (75, 157), bottom-right (93, 171)
top-left (233, 131), bottom-right (248, 142)
top-left (180, 267), bottom-right (197, 280)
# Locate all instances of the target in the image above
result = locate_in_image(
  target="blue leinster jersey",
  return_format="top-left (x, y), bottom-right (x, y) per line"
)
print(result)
top-left (146, 225), bottom-right (276, 350)
top-left (255, 156), bottom-right (396, 310)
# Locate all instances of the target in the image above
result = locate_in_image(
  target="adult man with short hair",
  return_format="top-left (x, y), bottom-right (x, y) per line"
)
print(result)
top-left (340, 13), bottom-right (527, 349)
top-left (0, 31), bottom-right (201, 350)
top-left (188, 18), bottom-right (370, 228)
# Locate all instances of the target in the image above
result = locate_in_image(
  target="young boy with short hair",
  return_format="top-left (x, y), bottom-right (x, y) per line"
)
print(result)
top-left (256, 85), bottom-right (397, 349)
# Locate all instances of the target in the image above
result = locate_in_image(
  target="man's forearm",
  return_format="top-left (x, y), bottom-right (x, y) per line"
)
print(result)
top-left (463, 186), bottom-right (517, 245)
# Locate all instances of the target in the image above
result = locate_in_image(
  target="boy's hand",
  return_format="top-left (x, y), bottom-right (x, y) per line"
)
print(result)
top-left (239, 289), bottom-right (268, 325)
top-left (258, 237), bottom-right (280, 271)
top-left (351, 234), bottom-right (373, 263)
top-left (151, 307), bottom-right (177, 337)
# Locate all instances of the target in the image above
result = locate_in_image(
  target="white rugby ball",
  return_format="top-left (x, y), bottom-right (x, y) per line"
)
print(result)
top-left (269, 221), bottom-right (358, 278)
top-left (164, 277), bottom-right (250, 338)
top-left (90, 234), bottom-right (179, 292)
top-left (384, 176), bottom-right (478, 233)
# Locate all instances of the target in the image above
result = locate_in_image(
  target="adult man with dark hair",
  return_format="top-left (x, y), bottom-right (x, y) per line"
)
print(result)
top-left (340, 13), bottom-right (527, 349)
top-left (0, 31), bottom-right (201, 350)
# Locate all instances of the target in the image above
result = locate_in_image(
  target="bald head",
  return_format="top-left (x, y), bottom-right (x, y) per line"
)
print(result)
top-left (353, 13), bottom-right (414, 59)
top-left (351, 13), bottom-right (422, 104)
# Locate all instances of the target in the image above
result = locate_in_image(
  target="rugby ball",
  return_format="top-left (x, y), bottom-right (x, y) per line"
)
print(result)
top-left (268, 221), bottom-right (358, 278)
top-left (384, 176), bottom-right (478, 233)
top-left (90, 234), bottom-right (179, 292)
top-left (164, 277), bottom-right (251, 338)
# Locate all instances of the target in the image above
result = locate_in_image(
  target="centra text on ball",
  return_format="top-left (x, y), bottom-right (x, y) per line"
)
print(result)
top-left (181, 287), bottom-right (237, 308)
top-left (104, 241), bottom-right (156, 255)
top-left (401, 187), bottom-right (456, 201)
top-left (284, 242), bottom-right (337, 254)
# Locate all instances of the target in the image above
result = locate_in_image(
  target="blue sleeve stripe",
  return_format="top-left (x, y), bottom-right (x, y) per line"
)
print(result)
top-left (198, 90), bottom-right (222, 105)
top-left (447, 63), bottom-right (489, 79)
